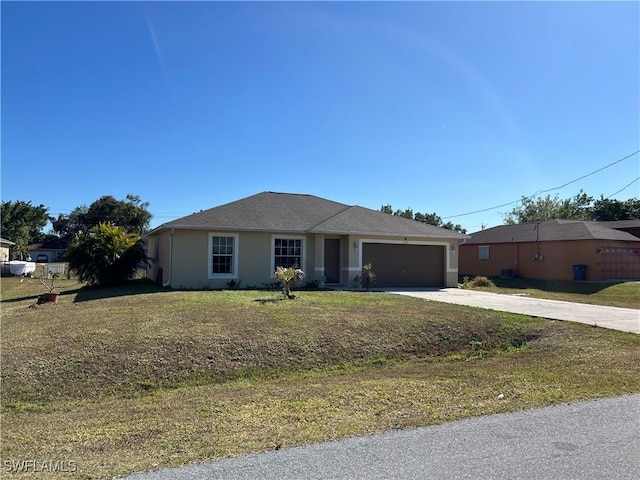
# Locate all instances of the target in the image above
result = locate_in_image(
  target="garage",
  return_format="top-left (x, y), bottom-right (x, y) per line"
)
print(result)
top-left (362, 243), bottom-right (445, 287)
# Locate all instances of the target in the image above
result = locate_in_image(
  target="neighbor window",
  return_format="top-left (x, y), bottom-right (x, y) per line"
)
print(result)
top-left (273, 237), bottom-right (304, 270)
top-left (478, 246), bottom-right (490, 260)
top-left (208, 233), bottom-right (238, 278)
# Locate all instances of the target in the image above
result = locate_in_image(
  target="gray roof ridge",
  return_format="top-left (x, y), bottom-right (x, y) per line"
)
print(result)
top-left (468, 218), bottom-right (639, 242)
top-left (309, 204), bottom-right (359, 232)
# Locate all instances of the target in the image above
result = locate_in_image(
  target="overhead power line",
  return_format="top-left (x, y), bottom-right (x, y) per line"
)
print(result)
top-left (605, 176), bottom-right (639, 199)
top-left (443, 150), bottom-right (639, 220)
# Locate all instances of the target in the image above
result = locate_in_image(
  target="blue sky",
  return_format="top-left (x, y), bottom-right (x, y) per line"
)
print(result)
top-left (2, 1), bottom-right (639, 232)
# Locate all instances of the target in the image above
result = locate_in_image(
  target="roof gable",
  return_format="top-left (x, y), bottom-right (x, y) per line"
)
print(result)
top-left (27, 238), bottom-right (69, 250)
top-left (467, 219), bottom-right (640, 244)
top-left (151, 191), bottom-right (466, 238)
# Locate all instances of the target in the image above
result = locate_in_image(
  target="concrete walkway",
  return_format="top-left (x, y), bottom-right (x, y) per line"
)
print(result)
top-left (384, 288), bottom-right (640, 334)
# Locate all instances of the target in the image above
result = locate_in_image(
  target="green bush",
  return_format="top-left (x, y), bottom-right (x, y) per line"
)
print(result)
top-left (465, 275), bottom-right (495, 288)
top-left (65, 223), bottom-right (147, 286)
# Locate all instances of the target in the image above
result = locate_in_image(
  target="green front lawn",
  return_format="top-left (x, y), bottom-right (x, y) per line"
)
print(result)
top-left (1, 278), bottom-right (639, 479)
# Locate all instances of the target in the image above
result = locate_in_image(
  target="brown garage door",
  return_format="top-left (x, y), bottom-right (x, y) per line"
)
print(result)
top-left (362, 243), bottom-right (444, 287)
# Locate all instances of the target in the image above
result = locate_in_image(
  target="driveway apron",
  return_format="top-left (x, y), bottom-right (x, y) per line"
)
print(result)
top-left (384, 288), bottom-right (640, 334)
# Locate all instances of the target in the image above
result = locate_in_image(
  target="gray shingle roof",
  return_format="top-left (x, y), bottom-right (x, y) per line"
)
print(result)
top-left (152, 192), bottom-right (465, 238)
top-left (466, 219), bottom-right (639, 244)
top-left (312, 206), bottom-right (466, 238)
top-left (598, 219), bottom-right (640, 229)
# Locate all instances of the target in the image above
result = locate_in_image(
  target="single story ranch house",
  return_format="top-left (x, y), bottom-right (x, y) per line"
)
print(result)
top-left (459, 219), bottom-right (640, 281)
top-left (144, 192), bottom-right (468, 289)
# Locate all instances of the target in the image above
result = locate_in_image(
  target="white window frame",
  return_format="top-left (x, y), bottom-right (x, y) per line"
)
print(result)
top-left (478, 245), bottom-right (490, 260)
top-left (271, 235), bottom-right (305, 277)
top-left (208, 233), bottom-right (239, 279)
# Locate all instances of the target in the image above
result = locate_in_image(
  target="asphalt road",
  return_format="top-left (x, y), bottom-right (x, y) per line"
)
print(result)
top-left (385, 288), bottom-right (640, 334)
top-left (122, 394), bottom-right (640, 480)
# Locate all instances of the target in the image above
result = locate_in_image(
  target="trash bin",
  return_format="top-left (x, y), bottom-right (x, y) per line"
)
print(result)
top-left (572, 264), bottom-right (587, 281)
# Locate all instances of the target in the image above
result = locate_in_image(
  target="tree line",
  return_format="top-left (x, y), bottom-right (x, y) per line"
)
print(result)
top-left (1, 194), bottom-right (152, 258)
top-left (502, 191), bottom-right (640, 225)
top-left (381, 190), bottom-right (639, 232)
top-left (1, 194), bottom-right (152, 286)
top-left (379, 205), bottom-right (468, 233)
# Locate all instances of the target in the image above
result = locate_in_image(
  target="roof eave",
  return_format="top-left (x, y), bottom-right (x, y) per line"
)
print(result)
top-left (313, 228), bottom-right (468, 239)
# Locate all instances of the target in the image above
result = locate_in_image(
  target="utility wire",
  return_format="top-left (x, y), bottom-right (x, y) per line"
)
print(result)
top-left (530, 150), bottom-right (639, 197)
top-left (605, 176), bottom-right (639, 199)
top-left (443, 150), bottom-right (639, 219)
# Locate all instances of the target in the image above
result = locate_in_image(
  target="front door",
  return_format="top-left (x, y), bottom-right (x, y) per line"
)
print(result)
top-left (324, 239), bottom-right (340, 283)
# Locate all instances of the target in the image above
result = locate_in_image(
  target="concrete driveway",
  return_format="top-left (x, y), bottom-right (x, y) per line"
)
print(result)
top-left (384, 288), bottom-right (640, 334)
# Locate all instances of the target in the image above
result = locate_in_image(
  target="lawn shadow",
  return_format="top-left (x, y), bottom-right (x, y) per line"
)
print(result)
top-left (0, 293), bottom-right (43, 304)
top-left (254, 297), bottom-right (285, 304)
top-left (72, 280), bottom-right (170, 303)
top-left (490, 277), bottom-right (622, 295)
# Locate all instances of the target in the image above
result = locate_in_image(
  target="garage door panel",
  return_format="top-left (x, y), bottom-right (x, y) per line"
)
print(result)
top-left (362, 243), bottom-right (444, 287)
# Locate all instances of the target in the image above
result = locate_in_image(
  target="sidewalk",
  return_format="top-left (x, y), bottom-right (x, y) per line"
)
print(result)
top-left (384, 288), bottom-right (640, 334)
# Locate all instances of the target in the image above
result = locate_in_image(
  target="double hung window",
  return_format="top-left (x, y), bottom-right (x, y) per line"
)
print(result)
top-left (209, 234), bottom-right (238, 278)
top-left (273, 237), bottom-right (303, 269)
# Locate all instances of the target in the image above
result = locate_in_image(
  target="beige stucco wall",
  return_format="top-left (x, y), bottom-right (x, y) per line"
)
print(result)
top-left (147, 229), bottom-right (462, 289)
top-left (151, 229), bottom-right (319, 289)
top-left (0, 245), bottom-right (9, 262)
top-left (145, 231), bottom-right (172, 285)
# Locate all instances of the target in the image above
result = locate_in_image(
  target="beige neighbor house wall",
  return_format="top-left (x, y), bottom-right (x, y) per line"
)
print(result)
top-left (1, 245), bottom-right (10, 262)
top-left (459, 239), bottom-right (640, 281)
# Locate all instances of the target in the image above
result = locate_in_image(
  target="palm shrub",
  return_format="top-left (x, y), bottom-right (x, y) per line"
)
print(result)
top-left (362, 263), bottom-right (376, 291)
top-left (65, 223), bottom-right (147, 286)
top-left (274, 266), bottom-right (305, 299)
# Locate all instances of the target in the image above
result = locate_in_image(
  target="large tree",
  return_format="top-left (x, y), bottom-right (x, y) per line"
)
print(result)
top-left (591, 197), bottom-right (640, 221)
top-left (52, 194), bottom-right (152, 240)
top-left (65, 223), bottom-right (147, 286)
top-left (51, 205), bottom-right (90, 242)
top-left (380, 205), bottom-right (467, 234)
top-left (503, 190), bottom-right (594, 224)
top-left (0, 201), bottom-right (51, 259)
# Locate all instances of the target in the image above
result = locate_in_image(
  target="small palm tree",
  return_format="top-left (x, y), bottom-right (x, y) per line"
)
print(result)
top-left (66, 223), bottom-right (147, 286)
top-left (362, 263), bottom-right (376, 291)
top-left (274, 266), bottom-right (305, 299)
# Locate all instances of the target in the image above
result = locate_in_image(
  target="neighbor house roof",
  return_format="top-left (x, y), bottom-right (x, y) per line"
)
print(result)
top-left (598, 219), bottom-right (640, 229)
top-left (27, 238), bottom-right (69, 251)
top-left (466, 219), bottom-right (640, 244)
top-left (0, 238), bottom-right (15, 246)
top-left (149, 192), bottom-right (467, 239)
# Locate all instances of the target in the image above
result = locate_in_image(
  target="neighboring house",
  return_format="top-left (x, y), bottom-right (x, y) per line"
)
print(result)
top-left (27, 238), bottom-right (69, 263)
top-left (144, 192), bottom-right (468, 289)
top-left (459, 219), bottom-right (640, 282)
top-left (598, 219), bottom-right (640, 239)
top-left (0, 238), bottom-right (15, 261)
